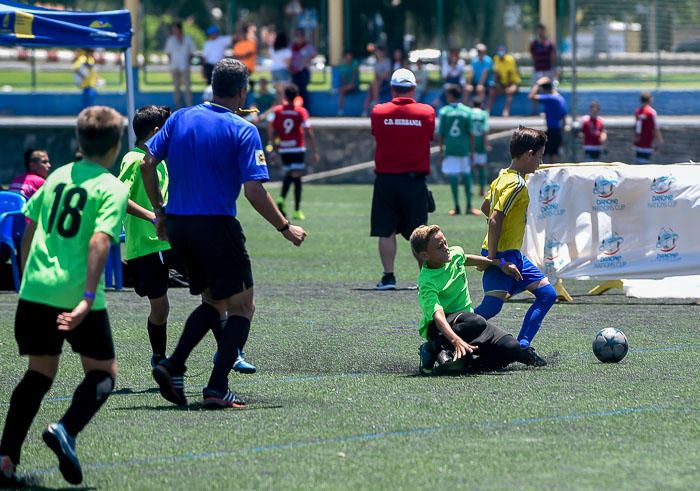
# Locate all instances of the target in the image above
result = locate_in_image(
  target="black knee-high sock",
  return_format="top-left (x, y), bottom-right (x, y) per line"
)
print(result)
top-left (207, 316), bottom-right (251, 392)
top-left (170, 303), bottom-right (220, 370)
top-left (281, 174), bottom-right (293, 199)
top-left (293, 177), bottom-right (302, 211)
top-left (60, 370), bottom-right (114, 437)
top-left (147, 319), bottom-right (167, 357)
top-left (0, 370), bottom-right (52, 465)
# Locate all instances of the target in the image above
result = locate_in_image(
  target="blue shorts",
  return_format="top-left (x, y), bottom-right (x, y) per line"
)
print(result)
top-left (481, 249), bottom-right (545, 295)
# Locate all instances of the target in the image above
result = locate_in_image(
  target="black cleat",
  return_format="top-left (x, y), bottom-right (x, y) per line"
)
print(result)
top-left (42, 423), bottom-right (83, 485)
top-left (0, 455), bottom-right (32, 488)
top-left (152, 359), bottom-right (187, 406)
top-left (202, 388), bottom-right (247, 409)
top-left (520, 346), bottom-right (547, 367)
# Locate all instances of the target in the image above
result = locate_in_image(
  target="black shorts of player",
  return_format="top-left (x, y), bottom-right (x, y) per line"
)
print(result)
top-left (281, 151), bottom-right (306, 173)
top-left (128, 250), bottom-right (174, 299)
top-left (545, 127), bottom-right (562, 156)
top-left (427, 311), bottom-right (518, 370)
top-left (584, 149), bottom-right (601, 160)
top-left (15, 299), bottom-right (115, 360)
top-left (166, 215), bottom-right (253, 300)
top-left (371, 173), bottom-right (429, 240)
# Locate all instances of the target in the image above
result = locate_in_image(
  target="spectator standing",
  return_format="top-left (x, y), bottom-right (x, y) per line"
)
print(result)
top-left (9, 149), bottom-right (51, 199)
top-left (489, 45), bottom-right (520, 117)
top-left (580, 101), bottom-right (607, 161)
top-left (336, 50), bottom-right (359, 116)
top-left (362, 45), bottom-right (392, 116)
top-left (73, 49), bottom-right (98, 109)
top-left (270, 31), bottom-right (292, 84)
top-left (530, 23), bottom-right (557, 113)
top-left (466, 44), bottom-right (493, 109)
top-left (529, 77), bottom-right (567, 163)
top-left (142, 59), bottom-right (306, 409)
top-left (290, 28), bottom-right (317, 106)
top-left (370, 68), bottom-right (436, 290)
top-left (202, 26), bottom-right (232, 85)
top-left (233, 23), bottom-right (258, 75)
top-left (164, 21), bottom-right (195, 108)
top-left (634, 92), bottom-right (663, 164)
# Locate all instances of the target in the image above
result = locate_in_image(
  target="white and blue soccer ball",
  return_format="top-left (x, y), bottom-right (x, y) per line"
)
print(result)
top-left (592, 328), bottom-right (629, 363)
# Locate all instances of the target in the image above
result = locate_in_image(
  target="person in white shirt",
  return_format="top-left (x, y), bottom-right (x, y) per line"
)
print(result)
top-left (270, 31), bottom-right (291, 85)
top-left (164, 21), bottom-right (195, 108)
top-left (202, 26), bottom-right (232, 84)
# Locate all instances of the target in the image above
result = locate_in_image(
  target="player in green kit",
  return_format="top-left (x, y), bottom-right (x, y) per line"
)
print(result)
top-left (470, 98), bottom-right (491, 197)
top-left (0, 107), bottom-right (128, 486)
top-left (118, 105), bottom-right (174, 369)
top-left (438, 84), bottom-right (478, 215)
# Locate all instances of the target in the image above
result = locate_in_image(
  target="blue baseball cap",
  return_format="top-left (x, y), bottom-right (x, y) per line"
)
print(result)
top-left (206, 26), bottom-right (220, 36)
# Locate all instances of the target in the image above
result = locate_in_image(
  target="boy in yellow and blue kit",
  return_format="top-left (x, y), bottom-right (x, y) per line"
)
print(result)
top-left (474, 127), bottom-right (555, 362)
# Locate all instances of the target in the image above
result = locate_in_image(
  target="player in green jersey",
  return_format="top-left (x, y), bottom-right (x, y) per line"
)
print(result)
top-left (119, 105), bottom-right (174, 369)
top-left (438, 84), bottom-right (479, 215)
top-left (470, 98), bottom-right (491, 197)
top-left (0, 107), bottom-right (128, 486)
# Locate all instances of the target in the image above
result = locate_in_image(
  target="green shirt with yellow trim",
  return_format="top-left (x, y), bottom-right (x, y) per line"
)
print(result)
top-left (20, 160), bottom-right (128, 310)
top-left (118, 147), bottom-right (170, 260)
top-left (482, 168), bottom-right (529, 252)
top-left (417, 246), bottom-right (473, 340)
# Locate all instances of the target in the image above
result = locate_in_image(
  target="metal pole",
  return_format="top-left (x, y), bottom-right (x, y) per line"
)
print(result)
top-left (654, 0), bottom-right (661, 88)
top-left (125, 48), bottom-right (136, 148)
top-left (436, 0), bottom-right (444, 54)
top-left (569, 0), bottom-right (577, 121)
top-left (30, 49), bottom-right (36, 91)
top-left (343, 0), bottom-right (350, 52)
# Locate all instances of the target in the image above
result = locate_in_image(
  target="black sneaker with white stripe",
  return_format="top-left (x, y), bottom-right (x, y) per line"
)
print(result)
top-left (152, 359), bottom-right (187, 406)
top-left (202, 388), bottom-right (247, 409)
top-left (375, 273), bottom-right (396, 290)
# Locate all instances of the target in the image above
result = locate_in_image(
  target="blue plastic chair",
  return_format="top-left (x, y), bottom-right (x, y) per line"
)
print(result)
top-left (104, 232), bottom-right (125, 290)
top-left (0, 191), bottom-right (27, 292)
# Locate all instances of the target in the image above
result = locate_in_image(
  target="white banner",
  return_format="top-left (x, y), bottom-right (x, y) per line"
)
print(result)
top-left (523, 163), bottom-right (700, 281)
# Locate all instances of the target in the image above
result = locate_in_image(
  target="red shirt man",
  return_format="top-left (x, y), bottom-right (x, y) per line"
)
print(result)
top-left (370, 68), bottom-right (436, 290)
top-left (9, 149), bottom-right (51, 199)
top-left (634, 92), bottom-right (663, 164)
top-left (580, 101), bottom-right (607, 161)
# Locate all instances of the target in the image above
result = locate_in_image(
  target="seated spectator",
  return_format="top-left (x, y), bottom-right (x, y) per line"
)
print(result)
top-left (336, 50), bottom-right (360, 116)
top-left (391, 47), bottom-right (408, 71)
top-left (362, 45), bottom-right (391, 116)
top-left (252, 78), bottom-right (277, 118)
top-left (433, 48), bottom-right (466, 107)
top-left (488, 45), bottom-right (520, 117)
top-left (413, 59), bottom-right (429, 103)
top-left (466, 43), bottom-right (493, 109)
top-left (9, 149), bottom-right (51, 199)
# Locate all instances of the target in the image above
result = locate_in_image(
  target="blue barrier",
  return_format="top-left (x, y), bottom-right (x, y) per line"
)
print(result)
top-left (1, 88), bottom-right (700, 117)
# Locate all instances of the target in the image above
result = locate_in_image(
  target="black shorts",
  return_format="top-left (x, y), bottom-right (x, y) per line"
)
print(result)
top-left (371, 173), bottom-right (429, 240)
top-left (15, 300), bottom-right (115, 360)
top-left (280, 151), bottom-right (306, 173)
top-left (128, 250), bottom-right (172, 299)
top-left (166, 215), bottom-right (253, 300)
top-left (545, 128), bottom-right (562, 156)
top-left (584, 149), bottom-right (601, 160)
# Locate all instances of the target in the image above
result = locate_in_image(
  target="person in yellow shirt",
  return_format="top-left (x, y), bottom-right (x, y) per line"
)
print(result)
top-left (73, 49), bottom-right (98, 109)
top-left (473, 127), bottom-right (555, 363)
top-left (488, 45), bottom-right (520, 117)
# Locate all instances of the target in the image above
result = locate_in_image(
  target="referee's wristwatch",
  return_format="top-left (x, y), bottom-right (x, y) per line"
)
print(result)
top-left (154, 206), bottom-right (166, 217)
top-left (277, 221), bottom-right (290, 232)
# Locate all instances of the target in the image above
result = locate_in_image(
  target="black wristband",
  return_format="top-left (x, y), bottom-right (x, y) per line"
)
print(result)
top-left (277, 221), bottom-right (290, 232)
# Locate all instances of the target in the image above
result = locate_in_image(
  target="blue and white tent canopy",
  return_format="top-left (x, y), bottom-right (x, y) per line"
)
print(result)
top-left (0, 0), bottom-right (131, 49)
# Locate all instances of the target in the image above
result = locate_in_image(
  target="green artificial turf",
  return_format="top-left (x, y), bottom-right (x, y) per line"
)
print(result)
top-left (0, 184), bottom-right (698, 489)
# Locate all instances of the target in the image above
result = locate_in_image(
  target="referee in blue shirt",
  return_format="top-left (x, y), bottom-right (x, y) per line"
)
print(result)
top-left (141, 58), bottom-right (306, 409)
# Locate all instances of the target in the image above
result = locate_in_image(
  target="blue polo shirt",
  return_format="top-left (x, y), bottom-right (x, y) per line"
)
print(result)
top-left (146, 102), bottom-right (269, 216)
top-left (471, 55), bottom-right (493, 85)
top-left (536, 93), bottom-right (567, 130)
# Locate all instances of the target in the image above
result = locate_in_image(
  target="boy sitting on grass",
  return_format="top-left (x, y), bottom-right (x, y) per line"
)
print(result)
top-left (411, 224), bottom-right (547, 374)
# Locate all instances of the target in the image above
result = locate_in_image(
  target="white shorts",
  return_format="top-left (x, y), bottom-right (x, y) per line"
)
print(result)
top-left (534, 70), bottom-right (557, 82)
top-left (472, 153), bottom-right (488, 166)
top-left (441, 156), bottom-right (471, 176)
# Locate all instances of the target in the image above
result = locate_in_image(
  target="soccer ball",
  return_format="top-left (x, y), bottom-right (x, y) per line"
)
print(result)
top-left (592, 328), bottom-right (629, 363)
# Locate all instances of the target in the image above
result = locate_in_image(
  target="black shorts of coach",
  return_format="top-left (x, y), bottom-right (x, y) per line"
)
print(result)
top-left (128, 250), bottom-right (178, 300)
top-left (545, 128), bottom-right (562, 156)
top-left (15, 299), bottom-right (115, 360)
top-left (371, 173), bottom-right (430, 240)
top-left (166, 215), bottom-right (253, 300)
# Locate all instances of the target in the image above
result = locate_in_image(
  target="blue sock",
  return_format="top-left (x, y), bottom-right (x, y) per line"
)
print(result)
top-left (517, 284), bottom-right (556, 346)
top-left (474, 295), bottom-right (504, 320)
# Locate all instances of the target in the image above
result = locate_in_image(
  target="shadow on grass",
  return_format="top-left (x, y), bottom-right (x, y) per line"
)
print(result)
top-left (112, 387), bottom-right (160, 396)
top-left (114, 403), bottom-right (285, 412)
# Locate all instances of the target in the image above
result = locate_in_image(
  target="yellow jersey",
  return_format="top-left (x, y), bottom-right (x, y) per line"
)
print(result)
top-left (493, 54), bottom-right (521, 86)
top-left (73, 53), bottom-right (97, 89)
top-left (482, 168), bottom-right (529, 252)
